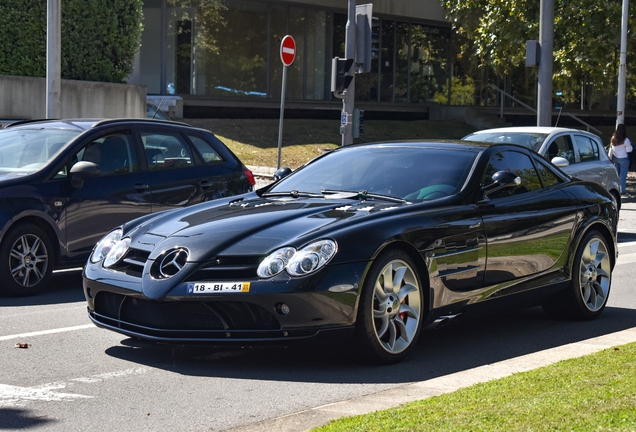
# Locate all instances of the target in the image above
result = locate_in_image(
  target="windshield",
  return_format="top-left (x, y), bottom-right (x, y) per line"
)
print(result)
top-left (463, 131), bottom-right (548, 152)
top-left (268, 145), bottom-right (478, 202)
top-left (0, 128), bottom-right (80, 174)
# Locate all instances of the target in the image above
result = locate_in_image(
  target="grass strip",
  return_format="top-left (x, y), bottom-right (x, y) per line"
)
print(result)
top-left (315, 342), bottom-right (636, 431)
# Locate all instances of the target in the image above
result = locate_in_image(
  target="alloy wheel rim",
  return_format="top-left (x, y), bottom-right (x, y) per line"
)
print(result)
top-left (9, 233), bottom-right (48, 288)
top-left (578, 238), bottom-right (611, 312)
top-left (372, 259), bottom-right (421, 354)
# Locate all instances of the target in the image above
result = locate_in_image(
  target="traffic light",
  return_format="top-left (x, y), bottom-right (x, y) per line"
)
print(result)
top-left (331, 57), bottom-right (354, 94)
top-left (355, 4), bottom-right (379, 74)
top-left (353, 108), bottom-right (364, 138)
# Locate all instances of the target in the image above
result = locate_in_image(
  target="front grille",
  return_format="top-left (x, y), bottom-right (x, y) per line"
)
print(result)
top-left (186, 256), bottom-right (262, 281)
top-left (93, 292), bottom-right (281, 338)
top-left (109, 248), bottom-right (150, 277)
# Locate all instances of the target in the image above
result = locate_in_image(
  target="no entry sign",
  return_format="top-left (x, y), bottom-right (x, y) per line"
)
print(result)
top-left (280, 35), bottom-right (296, 66)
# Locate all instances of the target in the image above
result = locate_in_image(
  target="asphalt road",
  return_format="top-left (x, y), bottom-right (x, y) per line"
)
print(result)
top-left (2, 199), bottom-right (636, 431)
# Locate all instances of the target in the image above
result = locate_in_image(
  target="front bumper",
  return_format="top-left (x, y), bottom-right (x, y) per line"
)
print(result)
top-left (83, 261), bottom-right (368, 343)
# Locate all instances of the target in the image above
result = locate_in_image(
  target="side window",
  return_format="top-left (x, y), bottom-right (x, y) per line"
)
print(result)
top-left (140, 131), bottom-right (194, 170)
top-left (188, 135), bottom-right (224, 163)
top-left (574, 135), bottom-right (599, 162)
top-left (71, 132), bottom-right (138, 176)
top-left (483, 151), bottom-right (543, 199)
top-left (546, 135), bottom-right (575, 164)
top-left (534, 158), bottom-right (563, 188)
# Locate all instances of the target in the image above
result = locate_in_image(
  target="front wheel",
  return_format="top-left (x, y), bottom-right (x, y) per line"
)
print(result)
top-left (543, 230), bottom-right (612, 320)
top-left (355, 250), bottom-right (425, 364)
top-left (0, 223), bottom-right (54, 296)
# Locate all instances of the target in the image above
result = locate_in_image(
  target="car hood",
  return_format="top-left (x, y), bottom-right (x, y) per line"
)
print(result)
top-left (128, 195), bottom-right (409, 261)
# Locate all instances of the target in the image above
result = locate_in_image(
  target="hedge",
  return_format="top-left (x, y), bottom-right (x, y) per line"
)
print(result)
top-left (0, 0), bottom-right (143, 83)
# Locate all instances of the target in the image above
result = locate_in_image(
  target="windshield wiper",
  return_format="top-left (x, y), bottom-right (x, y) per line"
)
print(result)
top-left (322, 189), bottom-right (407, 203)
top-left (261, 190), bottom-right (324, 198)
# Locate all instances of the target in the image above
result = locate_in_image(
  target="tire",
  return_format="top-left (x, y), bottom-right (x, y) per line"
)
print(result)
top-left (543, 230), bottom-right (612, 320)
top-left (0, 223), bottom-right (54, 296)
top-left (355, 249), bottom-right (425, 364)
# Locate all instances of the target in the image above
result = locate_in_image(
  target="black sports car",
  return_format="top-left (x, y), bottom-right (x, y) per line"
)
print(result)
top-left (84, 140), bottom-right (618, 364)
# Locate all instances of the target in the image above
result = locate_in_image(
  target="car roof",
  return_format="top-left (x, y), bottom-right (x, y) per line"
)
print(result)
top-left (348, 139), bottom-right (493, 151)
top-left (468, 126), bottom-right (597, 136)
top-left (4, 118), bottom-right (193, 131)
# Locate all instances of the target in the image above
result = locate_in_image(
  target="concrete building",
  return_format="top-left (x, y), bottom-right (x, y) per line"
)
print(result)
top-left (127, 0), bottom-right (452, 118)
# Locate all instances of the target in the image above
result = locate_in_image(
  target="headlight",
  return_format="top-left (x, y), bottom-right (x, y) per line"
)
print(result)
top-left (257, 247), bottom-right (295, 278)
top-left (257, 240), bottom-right (337, 278)
top-left (90, 229), bottom-right (122, 263)
top-left (103, 237), bottom-right (131, 268)
top-left (287, 240), bottom-right (337, 276)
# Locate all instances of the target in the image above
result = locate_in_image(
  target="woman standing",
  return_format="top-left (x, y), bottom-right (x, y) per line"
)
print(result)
top-left (611, 123), bottom-right (633, 198)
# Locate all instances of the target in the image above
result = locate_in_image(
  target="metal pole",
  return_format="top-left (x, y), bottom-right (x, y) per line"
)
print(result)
top-left (616, 0), bottom-right (629, 126)
top-left (342, 0), bottom-right (356, 146)
top-left (277, 65), bottom-right (287, 169)
top-left (537, 0), bottom-right (554, 127)
top-left (46, 0), bottom-right (61, 119)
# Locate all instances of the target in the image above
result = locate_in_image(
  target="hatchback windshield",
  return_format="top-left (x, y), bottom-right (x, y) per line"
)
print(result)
top-left (268, 145), bottom-right (478, 201)
top-left (463, 131), bottom-right (548, 152)
top-left (0, 128), bottom-right (80, 174)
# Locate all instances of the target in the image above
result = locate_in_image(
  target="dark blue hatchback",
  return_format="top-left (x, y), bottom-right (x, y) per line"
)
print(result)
top-left (0, 118), bottom-right (254, 296)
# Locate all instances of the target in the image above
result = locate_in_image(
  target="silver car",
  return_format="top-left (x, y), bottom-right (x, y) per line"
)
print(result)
top-left (463, 126), bottom-right (621, 208)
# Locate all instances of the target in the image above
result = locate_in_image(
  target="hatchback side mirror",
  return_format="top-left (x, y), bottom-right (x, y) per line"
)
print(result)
top-left (550, 156), bottom-right (570, 168)
top-left (70, 161), bottom-right (100, 188)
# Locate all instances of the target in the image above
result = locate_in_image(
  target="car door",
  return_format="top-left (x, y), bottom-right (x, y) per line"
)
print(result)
top-left (569, 134), bottom-right (616, 191)
top-left (64, 130), bottom-right (152, 259)
top-left (477, 150), bottom-right (577, 292)
top-left (137, 128), bottom-right (239, 211)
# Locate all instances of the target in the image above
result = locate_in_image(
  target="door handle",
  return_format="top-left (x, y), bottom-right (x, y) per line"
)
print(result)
top-left (200, 180), bottom-right (211, 189)
top-left (134, 183), bottom-right (149, 192)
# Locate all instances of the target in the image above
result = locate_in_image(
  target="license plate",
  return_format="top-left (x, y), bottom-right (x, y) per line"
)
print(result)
top-left (187, 282), bottom-right (250, 294)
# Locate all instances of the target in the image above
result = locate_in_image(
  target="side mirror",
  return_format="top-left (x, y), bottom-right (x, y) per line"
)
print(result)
top-left (273, 166), bottom-right (292, 182)
top-left (482, 170), bottom-right (521, 197)
top-left (70, 161), bottom-right (100, 188)
top-left (550, 156), bottom-right (569, 168)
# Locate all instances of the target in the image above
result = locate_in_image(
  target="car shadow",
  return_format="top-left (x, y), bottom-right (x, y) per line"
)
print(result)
top-left (618, 231), bottom-right (636, 243)
top-left (0, 269), bottom-right (85, 307)
top-left (103, 305), bottom-right (636, 385)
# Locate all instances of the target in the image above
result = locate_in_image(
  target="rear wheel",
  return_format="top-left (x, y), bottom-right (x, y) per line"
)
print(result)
top-left (543, 230), bottom-right (611, 320)
top-left (355, 250), bottom-right (424, 364)
top-left (0, 223), bottom-right (54, 296)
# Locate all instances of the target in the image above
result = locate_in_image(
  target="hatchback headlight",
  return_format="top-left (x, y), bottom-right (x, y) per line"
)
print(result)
top-left (91, 229), bottom-right (122, 263)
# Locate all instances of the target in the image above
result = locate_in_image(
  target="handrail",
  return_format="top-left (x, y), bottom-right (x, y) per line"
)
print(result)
top-left (486, 84), bottom-right (603, 135)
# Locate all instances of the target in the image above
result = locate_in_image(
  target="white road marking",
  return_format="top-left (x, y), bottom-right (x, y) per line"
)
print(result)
top-left (0, 324), bottom-right (95, 341)
top-left (0, 367), bottom-right (150, 407)
top-left (617, 252), bottom-right (636, 265)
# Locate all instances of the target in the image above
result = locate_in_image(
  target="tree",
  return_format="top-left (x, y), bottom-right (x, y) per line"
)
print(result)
top-left (440, 0), bottom-right (634, 108)
top-left (0, 0), bottom-right (143, 83)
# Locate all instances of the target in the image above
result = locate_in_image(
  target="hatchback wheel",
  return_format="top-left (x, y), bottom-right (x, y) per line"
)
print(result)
top-left (355, 250), bottom-right (424, 364)
top-left (0, 223), bottom-right (54, 296)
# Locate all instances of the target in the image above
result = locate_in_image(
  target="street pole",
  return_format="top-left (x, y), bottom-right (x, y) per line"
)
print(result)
top-left (616, 0), bottom-right (629, 126)
top-left (277, 65), bottom-right (287, 169)
top-left (342, 0), bottom-right (356, 146)
top-left (46, 0), bottom-right (61, 119)
top-left (537, 0), bottom-right (554, 127)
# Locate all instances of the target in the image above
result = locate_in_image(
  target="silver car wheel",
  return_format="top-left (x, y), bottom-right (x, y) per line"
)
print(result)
top-left (9, 233), bottom-right (49, 288)
top-left (578, 236), bottom-right (611, 312)
top-left (372, 259), bottom-right (422, 354)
